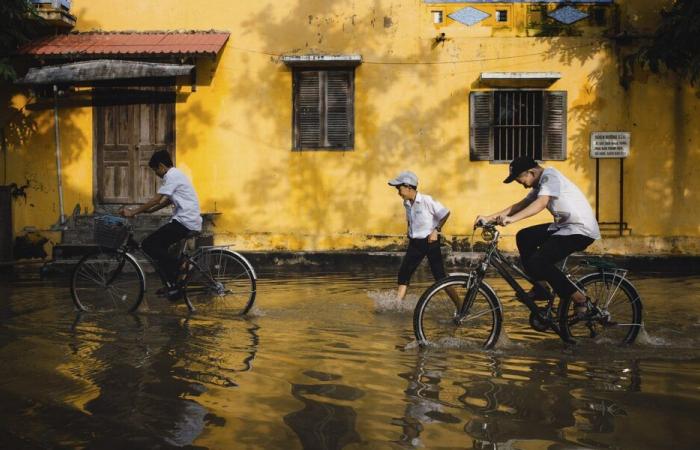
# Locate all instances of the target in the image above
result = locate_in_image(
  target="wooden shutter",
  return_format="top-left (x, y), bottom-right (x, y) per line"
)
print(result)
top-left (135, 89), bottom-right (175, 203)
top-left (294, 69), bottom-right (354, 150)
top-left (97, 103), bottom-right (134, 203)
top-left (469, 91), bottom-right (494, 161)
top-left (542, 91), bottom-right (567, 160)
top-left (294, 71), bottom-right (322, 149)
top-left (326, 70), bottom-right (353, 149)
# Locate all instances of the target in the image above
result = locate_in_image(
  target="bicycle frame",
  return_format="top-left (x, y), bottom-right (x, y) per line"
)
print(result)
top-left (461, 225), bottom-right (567, 340)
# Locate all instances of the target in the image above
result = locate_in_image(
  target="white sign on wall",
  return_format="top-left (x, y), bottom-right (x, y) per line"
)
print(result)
top-left (590, 132), bottom-right (630, 158)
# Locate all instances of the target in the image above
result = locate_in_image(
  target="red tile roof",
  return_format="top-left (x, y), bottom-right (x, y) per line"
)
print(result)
top-left (18, 31), bottom-right (230, 57)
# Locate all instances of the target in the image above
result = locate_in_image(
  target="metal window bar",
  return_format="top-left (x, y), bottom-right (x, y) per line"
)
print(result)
top-left (493, 91), bottom-right (543, 161)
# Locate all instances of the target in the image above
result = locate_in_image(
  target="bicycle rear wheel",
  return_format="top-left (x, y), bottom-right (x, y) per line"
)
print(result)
top-left (183, 249), bottom-right (256, 314)
top-left (413, 275), bottom-right (502, 349)
top-left (559, 272), bottom-right (643, 345)
top-left (70, 249), bottom-right (145, 313)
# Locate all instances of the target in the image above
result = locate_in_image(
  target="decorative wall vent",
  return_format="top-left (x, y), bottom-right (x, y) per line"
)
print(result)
top-left (548, 6), bottom-right (589, 24)
top-left (448, 7), bottom-right (490, 27)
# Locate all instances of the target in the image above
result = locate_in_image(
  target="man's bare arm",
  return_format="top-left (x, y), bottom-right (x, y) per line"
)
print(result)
top-left (121, 194), bottom-right (169, 217)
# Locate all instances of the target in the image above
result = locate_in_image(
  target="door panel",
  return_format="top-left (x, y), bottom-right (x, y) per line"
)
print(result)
top-left (95, 87), bottom-right (175, 205)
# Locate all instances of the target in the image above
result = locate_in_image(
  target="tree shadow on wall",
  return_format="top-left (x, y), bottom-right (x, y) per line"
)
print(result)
top-left (227, 1), bottom-right (486, 244)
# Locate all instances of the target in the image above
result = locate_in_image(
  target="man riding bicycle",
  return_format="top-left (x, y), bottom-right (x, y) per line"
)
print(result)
top-left (120, 150), bottom-right (202, 300)
top-left (475, 156), bottom-right (601, 318)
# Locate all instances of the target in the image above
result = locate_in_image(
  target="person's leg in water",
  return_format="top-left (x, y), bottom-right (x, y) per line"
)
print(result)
top-left (425, 237), bottom-right (461, 311)
top-left (397, 239), bottom-right (428, 301)
top-left (516, 224), bottom-right (555, 300)
top-left (526, 234), bottom-right (595, 317)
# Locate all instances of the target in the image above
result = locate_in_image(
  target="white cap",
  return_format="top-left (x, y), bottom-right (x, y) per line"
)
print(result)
top-left (388, 171), bottom-right (418, 187)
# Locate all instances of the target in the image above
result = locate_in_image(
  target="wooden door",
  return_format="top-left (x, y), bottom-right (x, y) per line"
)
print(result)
top-left (95, 87), bottom-right (175, 204)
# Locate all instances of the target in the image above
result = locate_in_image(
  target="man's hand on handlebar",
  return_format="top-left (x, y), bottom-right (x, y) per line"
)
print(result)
top-left (474, 215), bottom-right (490, 228)
top-left (119, 207), bottom-right (136, 218)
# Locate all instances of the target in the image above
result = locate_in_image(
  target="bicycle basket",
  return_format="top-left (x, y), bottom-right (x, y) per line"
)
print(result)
top-left (94, 215), bottom-right (129, 249)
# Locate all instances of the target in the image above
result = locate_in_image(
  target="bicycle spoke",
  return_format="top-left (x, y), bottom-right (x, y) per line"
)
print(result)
top-left (184, 250), bottom-right (255, 314)
top-left (416, 278), bottom-right (500, 349)
top-left (71, 250), bottom-right (143, 313)
top-left (562, 273), bottom-right (642, 345)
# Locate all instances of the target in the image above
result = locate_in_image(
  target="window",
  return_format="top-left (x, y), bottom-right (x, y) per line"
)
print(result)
top-left (293, 69), bottom-right (354, 150)
top-left (432, 10), bottom-right (444, 24)
top-left (470, 90), bottom-right (567, 161)
top-left (496, 10), bottom-right (508, 22)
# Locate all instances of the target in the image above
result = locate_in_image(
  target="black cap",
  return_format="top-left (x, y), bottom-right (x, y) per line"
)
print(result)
top-left (503, 156), bottom-right (538, 183)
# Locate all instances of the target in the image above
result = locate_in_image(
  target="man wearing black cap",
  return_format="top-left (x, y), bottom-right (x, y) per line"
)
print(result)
top-left (475, 156), bottom-right (600, 317)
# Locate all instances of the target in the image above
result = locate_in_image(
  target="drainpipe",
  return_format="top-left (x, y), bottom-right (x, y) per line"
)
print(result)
top-left (53, 84), bottom-right (65, 225)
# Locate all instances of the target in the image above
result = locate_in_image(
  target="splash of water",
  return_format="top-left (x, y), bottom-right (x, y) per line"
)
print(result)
top-left (246, 306), bottom-right (266, 317)
top-left (492, 330), bottom-right (522, 350)
top-left (636, 326), bottom-right (670, 347)
top-left (367, 290), bottom-right (418, 314)
top-left (404, 339), bottom-right (421, 350)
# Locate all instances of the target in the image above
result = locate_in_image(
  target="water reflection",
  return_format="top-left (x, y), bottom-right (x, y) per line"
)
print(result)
top-left (397, 349), bottom-right (652, 449)
top-left (62, 312), bottom-right (261, 447)
top-left (284, 371), bottom-right (364, 450)
top-left (1, 274), bottom-right (700, 449)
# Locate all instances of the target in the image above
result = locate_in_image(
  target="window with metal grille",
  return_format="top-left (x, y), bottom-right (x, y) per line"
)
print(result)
top-left (293, 69), bottom-right (354, 150)
top-left (470, 90), bottom-right (567, 162)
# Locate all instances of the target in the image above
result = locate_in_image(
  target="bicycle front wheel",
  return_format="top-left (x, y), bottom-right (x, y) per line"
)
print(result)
top-left (70, 249), bottom-right (145, 313)
top-left (559, 272), bottom-right (643, 345)
top-left (413, 275), bottom-right (502, 349)
top-left (184, 249), bottom-right (256, 314)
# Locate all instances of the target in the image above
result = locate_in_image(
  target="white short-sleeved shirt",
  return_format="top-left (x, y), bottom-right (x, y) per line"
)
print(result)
top-left (404, 193), bottom-right (450, 239)
top-left (525, 167), bottom-right (600, 239)
top-left (158, 167), bottom-right (202, 232)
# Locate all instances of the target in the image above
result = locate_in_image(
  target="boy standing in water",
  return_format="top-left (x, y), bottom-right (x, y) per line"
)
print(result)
top-left (388, 171), bottom-right (454, 301)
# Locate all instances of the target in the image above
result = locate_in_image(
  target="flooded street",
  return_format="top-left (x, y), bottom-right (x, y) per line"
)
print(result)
top-left (1, 270), bottom-right (699, 449)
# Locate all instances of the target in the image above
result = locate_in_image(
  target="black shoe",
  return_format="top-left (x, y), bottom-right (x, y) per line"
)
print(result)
top-left (526, 285), bottom-right (552, 302)
top-left (166, 288), bottom-right (183, 302)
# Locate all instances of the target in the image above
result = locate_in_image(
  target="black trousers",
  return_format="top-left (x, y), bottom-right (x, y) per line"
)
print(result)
top-left (398, 237), bottom-right (448, 285)
top-left (516, 223), bottom-right (595, 300)
top-left (141, 220), bottom-right (190, 285)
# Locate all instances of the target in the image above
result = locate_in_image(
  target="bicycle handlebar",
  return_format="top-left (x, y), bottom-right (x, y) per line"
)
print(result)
top-left (474, 219), bottom-right (498, 231)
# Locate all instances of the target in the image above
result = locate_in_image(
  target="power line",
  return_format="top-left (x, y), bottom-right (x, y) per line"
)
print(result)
top-left (227, 41), bottom-right (607, 66)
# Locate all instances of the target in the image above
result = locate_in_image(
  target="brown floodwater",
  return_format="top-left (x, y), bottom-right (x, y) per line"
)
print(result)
top-left (1, 269), bottom-right (699, 449)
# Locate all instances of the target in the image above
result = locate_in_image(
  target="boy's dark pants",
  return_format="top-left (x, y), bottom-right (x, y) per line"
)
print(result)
top-left (141, 220), bottom-right (190, 285)
top-left (516, 223), bottom-right (594, 300)
top-left (398, 237), bottom-right (447, 285)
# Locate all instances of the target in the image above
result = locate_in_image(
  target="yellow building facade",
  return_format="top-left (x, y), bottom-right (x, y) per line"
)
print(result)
top-left (1, 0), bottom-right (698, 256)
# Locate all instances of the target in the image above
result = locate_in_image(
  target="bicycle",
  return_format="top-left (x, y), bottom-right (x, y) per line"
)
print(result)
top-left (413, 222), bottom-right (643, 349)
top-left (70, 215), bottom-right (257, 315)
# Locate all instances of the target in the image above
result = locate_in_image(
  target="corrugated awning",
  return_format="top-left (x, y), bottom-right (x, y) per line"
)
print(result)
top-left (16, 60), bottom-right (194, 85)
top-left (18, 31), bottom-right (229, 58)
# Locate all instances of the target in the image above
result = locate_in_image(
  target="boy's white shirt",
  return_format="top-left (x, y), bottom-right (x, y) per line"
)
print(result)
top-left (404, 193), bottom-right (449, 239)
top-left (158, 167), bottom-right (202, 232)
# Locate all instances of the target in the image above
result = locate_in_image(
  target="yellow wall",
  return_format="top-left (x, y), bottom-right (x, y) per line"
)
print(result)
top-left (2, 0), bottom-right (698, 255)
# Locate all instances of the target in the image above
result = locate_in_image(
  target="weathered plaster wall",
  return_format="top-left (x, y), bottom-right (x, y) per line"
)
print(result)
top-left (1, 0), bottom-right (698, 255)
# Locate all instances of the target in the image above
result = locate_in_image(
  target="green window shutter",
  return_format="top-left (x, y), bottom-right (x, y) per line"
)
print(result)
top-left (542, 91), bottom-right (567, 160)
top-left (470, 91), bottom-right (494, 161)
top-left (294, 71), bottom-right (322, 149)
